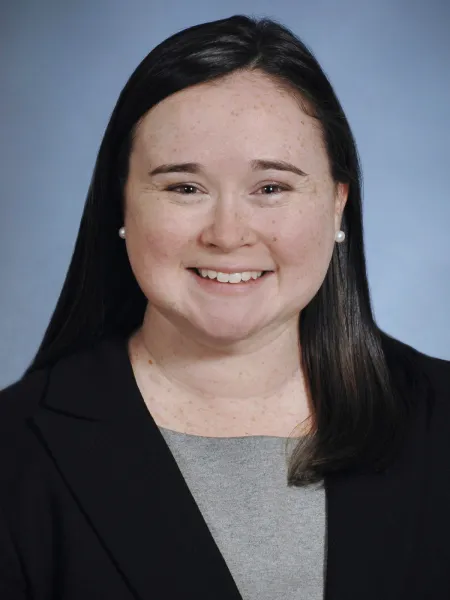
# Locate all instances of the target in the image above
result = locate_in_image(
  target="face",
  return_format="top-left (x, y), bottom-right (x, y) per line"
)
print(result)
top-left (123, 70), bottom-right (348, 345)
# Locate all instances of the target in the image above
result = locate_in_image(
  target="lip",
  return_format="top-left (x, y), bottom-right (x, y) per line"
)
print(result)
top-left (188, 266), bottom-right (273, 274)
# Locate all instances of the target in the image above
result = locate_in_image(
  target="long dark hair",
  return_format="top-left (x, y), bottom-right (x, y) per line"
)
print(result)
top-left (25, 14), bottom-right (426, 485)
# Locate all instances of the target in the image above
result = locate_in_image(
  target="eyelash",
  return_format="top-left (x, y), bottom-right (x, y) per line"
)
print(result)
top-left (165, 183), bottom-right (290, 196)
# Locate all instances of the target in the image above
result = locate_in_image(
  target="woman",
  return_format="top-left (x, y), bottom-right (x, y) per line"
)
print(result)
top-left (0, 13), bottom-right (449, 600)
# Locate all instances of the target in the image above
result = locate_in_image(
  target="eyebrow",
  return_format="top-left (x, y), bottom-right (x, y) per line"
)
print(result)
top-left (149, 159), bottom-right (308, 177)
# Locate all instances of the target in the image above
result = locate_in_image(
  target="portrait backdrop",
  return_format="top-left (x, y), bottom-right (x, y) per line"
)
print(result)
top-left (1, 0), bottom-right (449, 388)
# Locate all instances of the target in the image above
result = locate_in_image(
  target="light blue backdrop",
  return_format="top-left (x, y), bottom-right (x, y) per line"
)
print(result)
top-left (1, 0), bottom-right (449, 388)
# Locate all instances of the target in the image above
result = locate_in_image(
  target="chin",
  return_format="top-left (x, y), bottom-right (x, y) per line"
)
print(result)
top-left (190, 316), bottom-right (267, 346)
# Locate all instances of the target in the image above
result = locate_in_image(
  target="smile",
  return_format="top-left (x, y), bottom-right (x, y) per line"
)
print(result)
top-left (194, 269), bottom-right (267, 283)
top-left (187, 267), bottom-right (273, 294)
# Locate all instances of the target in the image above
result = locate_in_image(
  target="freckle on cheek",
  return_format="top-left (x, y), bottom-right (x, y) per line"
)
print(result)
top-left (272, 236), bottom-right (278, 242)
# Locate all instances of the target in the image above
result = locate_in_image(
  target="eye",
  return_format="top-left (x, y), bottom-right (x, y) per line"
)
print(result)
top-left (166, 184), bottom-right (201, 195)
top-left (257, 184), bottom-right (290, 195)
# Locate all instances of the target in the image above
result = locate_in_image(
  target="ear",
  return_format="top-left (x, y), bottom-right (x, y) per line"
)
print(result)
top-left (334, 182), bottom-right (349, 230)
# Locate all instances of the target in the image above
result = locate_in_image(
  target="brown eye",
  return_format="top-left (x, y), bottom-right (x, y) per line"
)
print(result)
top-left (259, 184), bottom-right (289, 194)
top-left (167, 184), bottom-right (200, 194)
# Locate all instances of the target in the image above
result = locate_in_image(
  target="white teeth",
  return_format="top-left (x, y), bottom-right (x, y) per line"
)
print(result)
top-left (198, 269), bottom-right (264, 283)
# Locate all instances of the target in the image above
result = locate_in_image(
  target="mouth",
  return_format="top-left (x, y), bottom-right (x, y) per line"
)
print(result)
top-left (188, 267), bottom-right (273, 283)
top-left (186, 267), bottom-right (273, 293)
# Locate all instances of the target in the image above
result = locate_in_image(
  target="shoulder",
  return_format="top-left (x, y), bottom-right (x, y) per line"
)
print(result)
top-left (412, 346), bottom-right (450, 390)
top-left (0, 368), bottom-right (52, 486)
top-left (0, 368), bottom-right (50, 427)
top-left (0, 335), bottom-right (131, 443)
top-left (0, 338), bottom-right (118, 503)
top-left (380, 332), bottom-right (450, 439)
top-left (380, 330), bottom-right (450, 390)
top-left (0, 368), bottom-right (56, 547)
top-left (0, 339), bottom-right (98, 459)
top-left (410, 343), bottom-right (450, 426)
top-left (0, 335), bottom-right (123, 422)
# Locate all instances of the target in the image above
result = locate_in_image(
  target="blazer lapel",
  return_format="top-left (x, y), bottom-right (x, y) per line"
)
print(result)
top-left (31, 336), bottom-right (243, 600)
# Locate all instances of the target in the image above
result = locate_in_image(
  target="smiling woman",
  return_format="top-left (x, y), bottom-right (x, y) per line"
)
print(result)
top-left (1, 12), bottom-right (449, 600)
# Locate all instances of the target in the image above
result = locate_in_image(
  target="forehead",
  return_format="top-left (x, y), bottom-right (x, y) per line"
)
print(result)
top-left (134, 71), bottom-right (326, 169)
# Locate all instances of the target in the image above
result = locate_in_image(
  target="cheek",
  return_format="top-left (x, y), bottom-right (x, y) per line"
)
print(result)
top-left (125, 205), bottom-right (196, 302)
top-left (272, 202), bottom-right (335, 274)
top-left (126, 202), bottom-right (195, 267)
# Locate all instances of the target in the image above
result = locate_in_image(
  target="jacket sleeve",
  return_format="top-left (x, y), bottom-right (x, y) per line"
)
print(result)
top-left (0, 502), bottom-right (27, 600)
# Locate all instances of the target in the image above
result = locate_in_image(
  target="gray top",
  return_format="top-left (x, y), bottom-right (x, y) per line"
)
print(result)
top-left (158, 426), bottom-right (327, 600)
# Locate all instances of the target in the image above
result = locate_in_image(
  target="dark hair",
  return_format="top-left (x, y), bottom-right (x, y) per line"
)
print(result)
top-left (25, 14), bottom-right (425, 485)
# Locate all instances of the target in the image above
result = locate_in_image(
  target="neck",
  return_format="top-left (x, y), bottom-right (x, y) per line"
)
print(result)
top-left (128, 306), bottom-right (306, 406)
top-left (128, 307), bottom-right (312, 437)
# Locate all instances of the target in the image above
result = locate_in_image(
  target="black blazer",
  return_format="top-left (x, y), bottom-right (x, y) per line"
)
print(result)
top-left (0, 335), bottom-right (449, 600)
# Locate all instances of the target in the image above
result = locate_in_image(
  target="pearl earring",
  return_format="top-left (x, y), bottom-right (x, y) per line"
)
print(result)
top-left (335, 230), bottom-right (345, 243)
top-left (118, 226), bottom-right (126, 239)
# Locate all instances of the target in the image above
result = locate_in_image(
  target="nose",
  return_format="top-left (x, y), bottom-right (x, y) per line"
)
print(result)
top-left (199, 197), bottom-right (257, 251)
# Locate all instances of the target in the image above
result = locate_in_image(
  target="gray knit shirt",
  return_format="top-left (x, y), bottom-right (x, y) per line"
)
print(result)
top-left (158, 426), bottom-right (327, 599)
